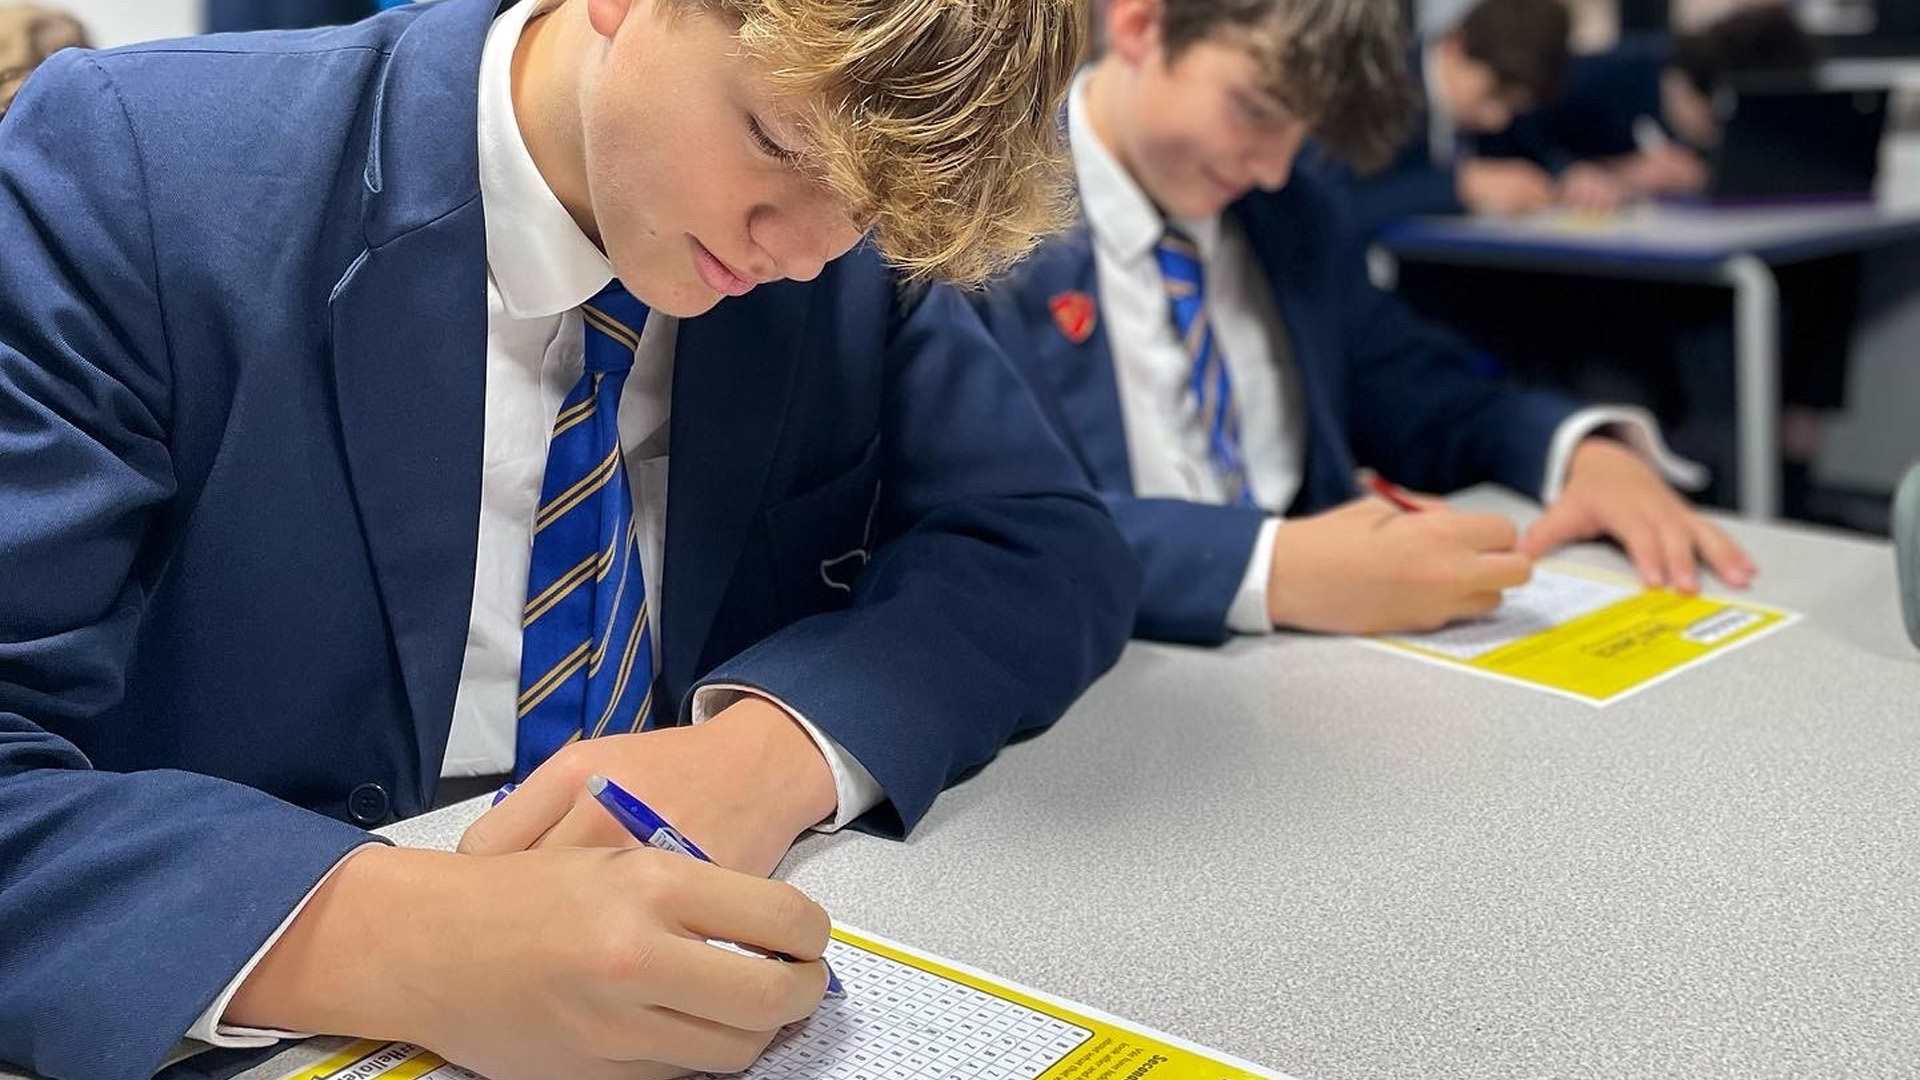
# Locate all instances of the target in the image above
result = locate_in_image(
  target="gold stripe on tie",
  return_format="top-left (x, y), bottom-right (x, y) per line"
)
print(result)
top-left (592, 600), bottom-right (651, 736)
top-left (551, 395), bottom-right (597, 440)
top-left (534, 445), bottom-right (622, 533)
top-left (582, 305), bottom-right (641, 352)
top-left (516, 639), bottom-right (592, 718)
top-left (593, 527), bottom-right (621, 583)
top-left (1161, 233), bottom-right (1201, 260)
top-left (522, 551), bottom-right (601, 628)
top-left (588, 522), bottom-right (641, 676)
top-left (1183, 316), bottom-right (1208, 363)
top-left (1165, 278), bottom-right (1198, 299)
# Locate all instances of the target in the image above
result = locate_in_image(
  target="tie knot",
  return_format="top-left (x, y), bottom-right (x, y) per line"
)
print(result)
top-left (580, 280), bottom-right (651, 374)
top-left (1154, 228), bottom-right (1204, 293)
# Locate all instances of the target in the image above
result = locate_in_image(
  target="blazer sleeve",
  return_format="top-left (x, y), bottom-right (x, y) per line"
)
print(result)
top-left (1320, 184), bottom-right (1578, 499)
top-left (1096, 497), bottom-right (1269, 646)
top-left (692, 285), bottom-right (1141, 837)
top-left (0, 53), bottom-right (377, 1080)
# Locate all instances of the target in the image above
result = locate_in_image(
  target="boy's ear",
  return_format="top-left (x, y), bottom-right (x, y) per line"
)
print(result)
top-left (586, 0), bottom-right (638, 43)
top-left (1104, 0), bottom-right (1164, 68)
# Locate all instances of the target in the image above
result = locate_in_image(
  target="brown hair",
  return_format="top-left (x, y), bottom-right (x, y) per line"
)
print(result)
top-left (1457, 0), bottom-right (1570, 105)
top-left (688, 0), bottom-right (1086, 287)
top-left (1157, 0), bottom-right (1417, 172)
top-left (1672, 3), bottom-right (1817, 98)
top-left (0, 5), bottom-right (89, 117)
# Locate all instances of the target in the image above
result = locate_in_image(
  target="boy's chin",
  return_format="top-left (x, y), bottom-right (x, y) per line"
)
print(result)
top-left (621, 274), bottom-right (727, 320)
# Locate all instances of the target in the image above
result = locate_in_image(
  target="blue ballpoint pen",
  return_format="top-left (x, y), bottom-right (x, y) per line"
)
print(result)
top-left (582, 774), bottom-right (843, 996)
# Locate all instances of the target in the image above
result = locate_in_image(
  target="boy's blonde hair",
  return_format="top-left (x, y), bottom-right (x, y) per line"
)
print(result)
top-left (707, 0), bottom-right (1086, 287)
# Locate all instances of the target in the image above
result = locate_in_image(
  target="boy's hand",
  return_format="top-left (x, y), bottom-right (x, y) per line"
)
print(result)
top-left (227, 845), bottom-right (831, 1080)
top-left (1267, 496), bottom-right (1534, 635)
top-left (1521, 437), bottom-right (1755, 593)
top-left (1618, 144), bottom-right (1709, 197)
top-left (459, 696), bottom-right (839, 878)
top-left (1457, 159), bottom-right (1556, 216)
top-left (1555, 163), bottom-right (1628, 214)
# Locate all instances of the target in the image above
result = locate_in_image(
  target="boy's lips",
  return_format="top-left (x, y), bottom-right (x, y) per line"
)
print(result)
top-left (691, 238), bottom-right (756, 298)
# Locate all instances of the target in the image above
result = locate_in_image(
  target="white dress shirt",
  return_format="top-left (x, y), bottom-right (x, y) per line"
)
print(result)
top-left (184, 0), bottom-right (881, 1049)
top-left (1068, 73), bottom-right (1702, 637)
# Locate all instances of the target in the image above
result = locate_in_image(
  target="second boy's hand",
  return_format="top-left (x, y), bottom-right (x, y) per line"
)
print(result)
top-left (1267, 495), bottom-right (1533, 636)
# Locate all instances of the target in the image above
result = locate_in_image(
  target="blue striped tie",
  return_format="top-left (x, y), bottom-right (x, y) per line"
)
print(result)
top-left (513, 282), bottom-right (658, 780)
top-left (1154, 228), bottom-right (1255, 507)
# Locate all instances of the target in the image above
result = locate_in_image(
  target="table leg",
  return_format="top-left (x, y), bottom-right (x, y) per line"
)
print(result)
top-left (1720, 255), bottom-right (1781, 520)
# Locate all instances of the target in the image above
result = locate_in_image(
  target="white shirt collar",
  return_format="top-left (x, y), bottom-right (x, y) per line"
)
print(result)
top-left (478, 0), bottom-right (613, 319)
top-left (1068, 69), bottom-right (1221, 266)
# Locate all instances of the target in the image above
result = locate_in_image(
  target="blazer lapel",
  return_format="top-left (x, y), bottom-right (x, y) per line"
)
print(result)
top-left (658, 283), bottom-right (808, 709)
top-left (327, 0), bottom-right (497, 796)
top-left (1018, 226), bottom-right (1134, 493)
top-left (1233, 193), bottom-right (1358, 511)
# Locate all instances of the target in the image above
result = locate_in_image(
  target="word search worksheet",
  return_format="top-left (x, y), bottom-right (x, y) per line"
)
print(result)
top-left (277, 925), bottom-right (1291, 1080)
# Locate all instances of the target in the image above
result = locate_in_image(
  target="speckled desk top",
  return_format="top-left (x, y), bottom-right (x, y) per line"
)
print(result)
top-left (20, 490), bottom-right (1920, 1080)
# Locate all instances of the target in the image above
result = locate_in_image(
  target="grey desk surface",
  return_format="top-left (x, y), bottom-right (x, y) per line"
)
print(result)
top-left (1378, 201), bottom-right (1920, 273)
top-left (22, 489), bottom-right (1920, 1080)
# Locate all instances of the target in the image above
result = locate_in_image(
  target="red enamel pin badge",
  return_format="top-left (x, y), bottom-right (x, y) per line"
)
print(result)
top-left (1049, 291), bottom-right (1098, 345)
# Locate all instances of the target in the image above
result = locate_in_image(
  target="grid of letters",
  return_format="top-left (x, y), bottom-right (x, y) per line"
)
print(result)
top-left (700, 939), bottom-right (1094, 1080)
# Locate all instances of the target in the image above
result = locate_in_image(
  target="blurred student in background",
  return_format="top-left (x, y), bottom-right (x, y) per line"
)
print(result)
top-left (0, 3), bottom-right (84, 116)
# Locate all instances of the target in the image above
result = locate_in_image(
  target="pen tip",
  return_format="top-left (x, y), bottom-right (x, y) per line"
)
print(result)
top-left (585, 774), bottom-right (609, 796)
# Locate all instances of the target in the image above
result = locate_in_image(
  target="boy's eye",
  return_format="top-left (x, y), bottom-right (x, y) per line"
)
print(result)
top-left (749, 115), bottom-right (800, 165)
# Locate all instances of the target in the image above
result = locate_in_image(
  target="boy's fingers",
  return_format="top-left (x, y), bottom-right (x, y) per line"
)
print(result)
top-left (1436, 511), bottom-right (1520, 553)
top-left (1694, 518), bottom-right (1755, 588)
top-left (1519, 499), bottom-right (1602, 558)
top-left (1659, 518), bottom-right (1700, 594)
top-left (459, 765), bottom-right (580, 855)
top-left (1612, 516), bottom-right (1665, 588)
top-left (1470, 552), bottom-right (1535, 593)
top-left (673, 867), bottom-right (833, 964)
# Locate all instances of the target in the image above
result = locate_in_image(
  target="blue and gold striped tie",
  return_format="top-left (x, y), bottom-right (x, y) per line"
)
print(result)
top-left (513, 282), bottom-right (658, 780)
top-left (1154, 228), bottom-right (1255, 507)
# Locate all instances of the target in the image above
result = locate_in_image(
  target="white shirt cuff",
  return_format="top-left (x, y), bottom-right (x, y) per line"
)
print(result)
top-left (185, 843), bottom-right (385, 1048)
top-left (1226, 517), bottom-right (1283, 635)
top-left (1541, 405), bottom-right (1710, 505)
top-left (691, 685), bottom-right (884, 832)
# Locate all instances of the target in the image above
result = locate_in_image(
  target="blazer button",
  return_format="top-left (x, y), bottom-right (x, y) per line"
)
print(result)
top-left (347, 782), bottom-right (391, 826)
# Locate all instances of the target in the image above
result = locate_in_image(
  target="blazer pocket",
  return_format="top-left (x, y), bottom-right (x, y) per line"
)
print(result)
top-left (763, 434), bottom-right (884, 620)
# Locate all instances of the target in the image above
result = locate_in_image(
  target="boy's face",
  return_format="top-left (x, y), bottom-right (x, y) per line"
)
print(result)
top-left (1431, 37), bottom-right (1529, 135)
top-left (579, 0), bottom-right (863, 318)
top-left (1106, 37), bottom-right (1309, 221)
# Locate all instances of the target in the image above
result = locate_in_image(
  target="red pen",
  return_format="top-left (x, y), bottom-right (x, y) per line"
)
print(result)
top-left (1366, 473), bottom-right (1425, 513)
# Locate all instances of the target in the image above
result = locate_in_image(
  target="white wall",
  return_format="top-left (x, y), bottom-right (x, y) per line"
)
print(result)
top-left (61, 0), bottom-right (200, 47)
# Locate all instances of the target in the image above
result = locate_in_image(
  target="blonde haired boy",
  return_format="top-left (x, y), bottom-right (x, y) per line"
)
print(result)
top-left (0, 1), bottom-right (1135, 1077)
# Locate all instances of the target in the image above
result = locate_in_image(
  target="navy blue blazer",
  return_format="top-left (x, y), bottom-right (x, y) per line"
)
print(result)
top-left (0, 3), bottom-right (1136, 1076)
top-left (973, 170), bottom-right (1576, 645)
top-left (1331, 49), bottom-right (1467, 239)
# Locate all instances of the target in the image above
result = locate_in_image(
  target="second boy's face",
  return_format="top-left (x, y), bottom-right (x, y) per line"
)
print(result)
top-left (1433, 45), bottom-right (1528, 135)
top-left (1113, 39), bottom-right (1309, 220)
top-left (580, 0), bottom-right (863, 318)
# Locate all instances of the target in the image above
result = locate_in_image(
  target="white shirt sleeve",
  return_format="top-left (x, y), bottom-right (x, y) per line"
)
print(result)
top-left (1541, 405), bottom-right (1709, 506)
top-left (691, 685), bottom-right (884, 832)
top-left (1226, 517), bottom-right (1284, 635)
top-left (184, 842), bottom-right (386, 1047)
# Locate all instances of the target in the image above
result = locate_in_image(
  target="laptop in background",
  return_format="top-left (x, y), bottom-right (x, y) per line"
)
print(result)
top-left (1707, 81), bottom-right (1890, 204)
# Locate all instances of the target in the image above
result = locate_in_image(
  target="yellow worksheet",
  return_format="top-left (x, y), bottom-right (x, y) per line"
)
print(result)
top-left (277, 924), bottom-right (1290, 1080)
top-left (1368, 563), bottom-right (1797, 706)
